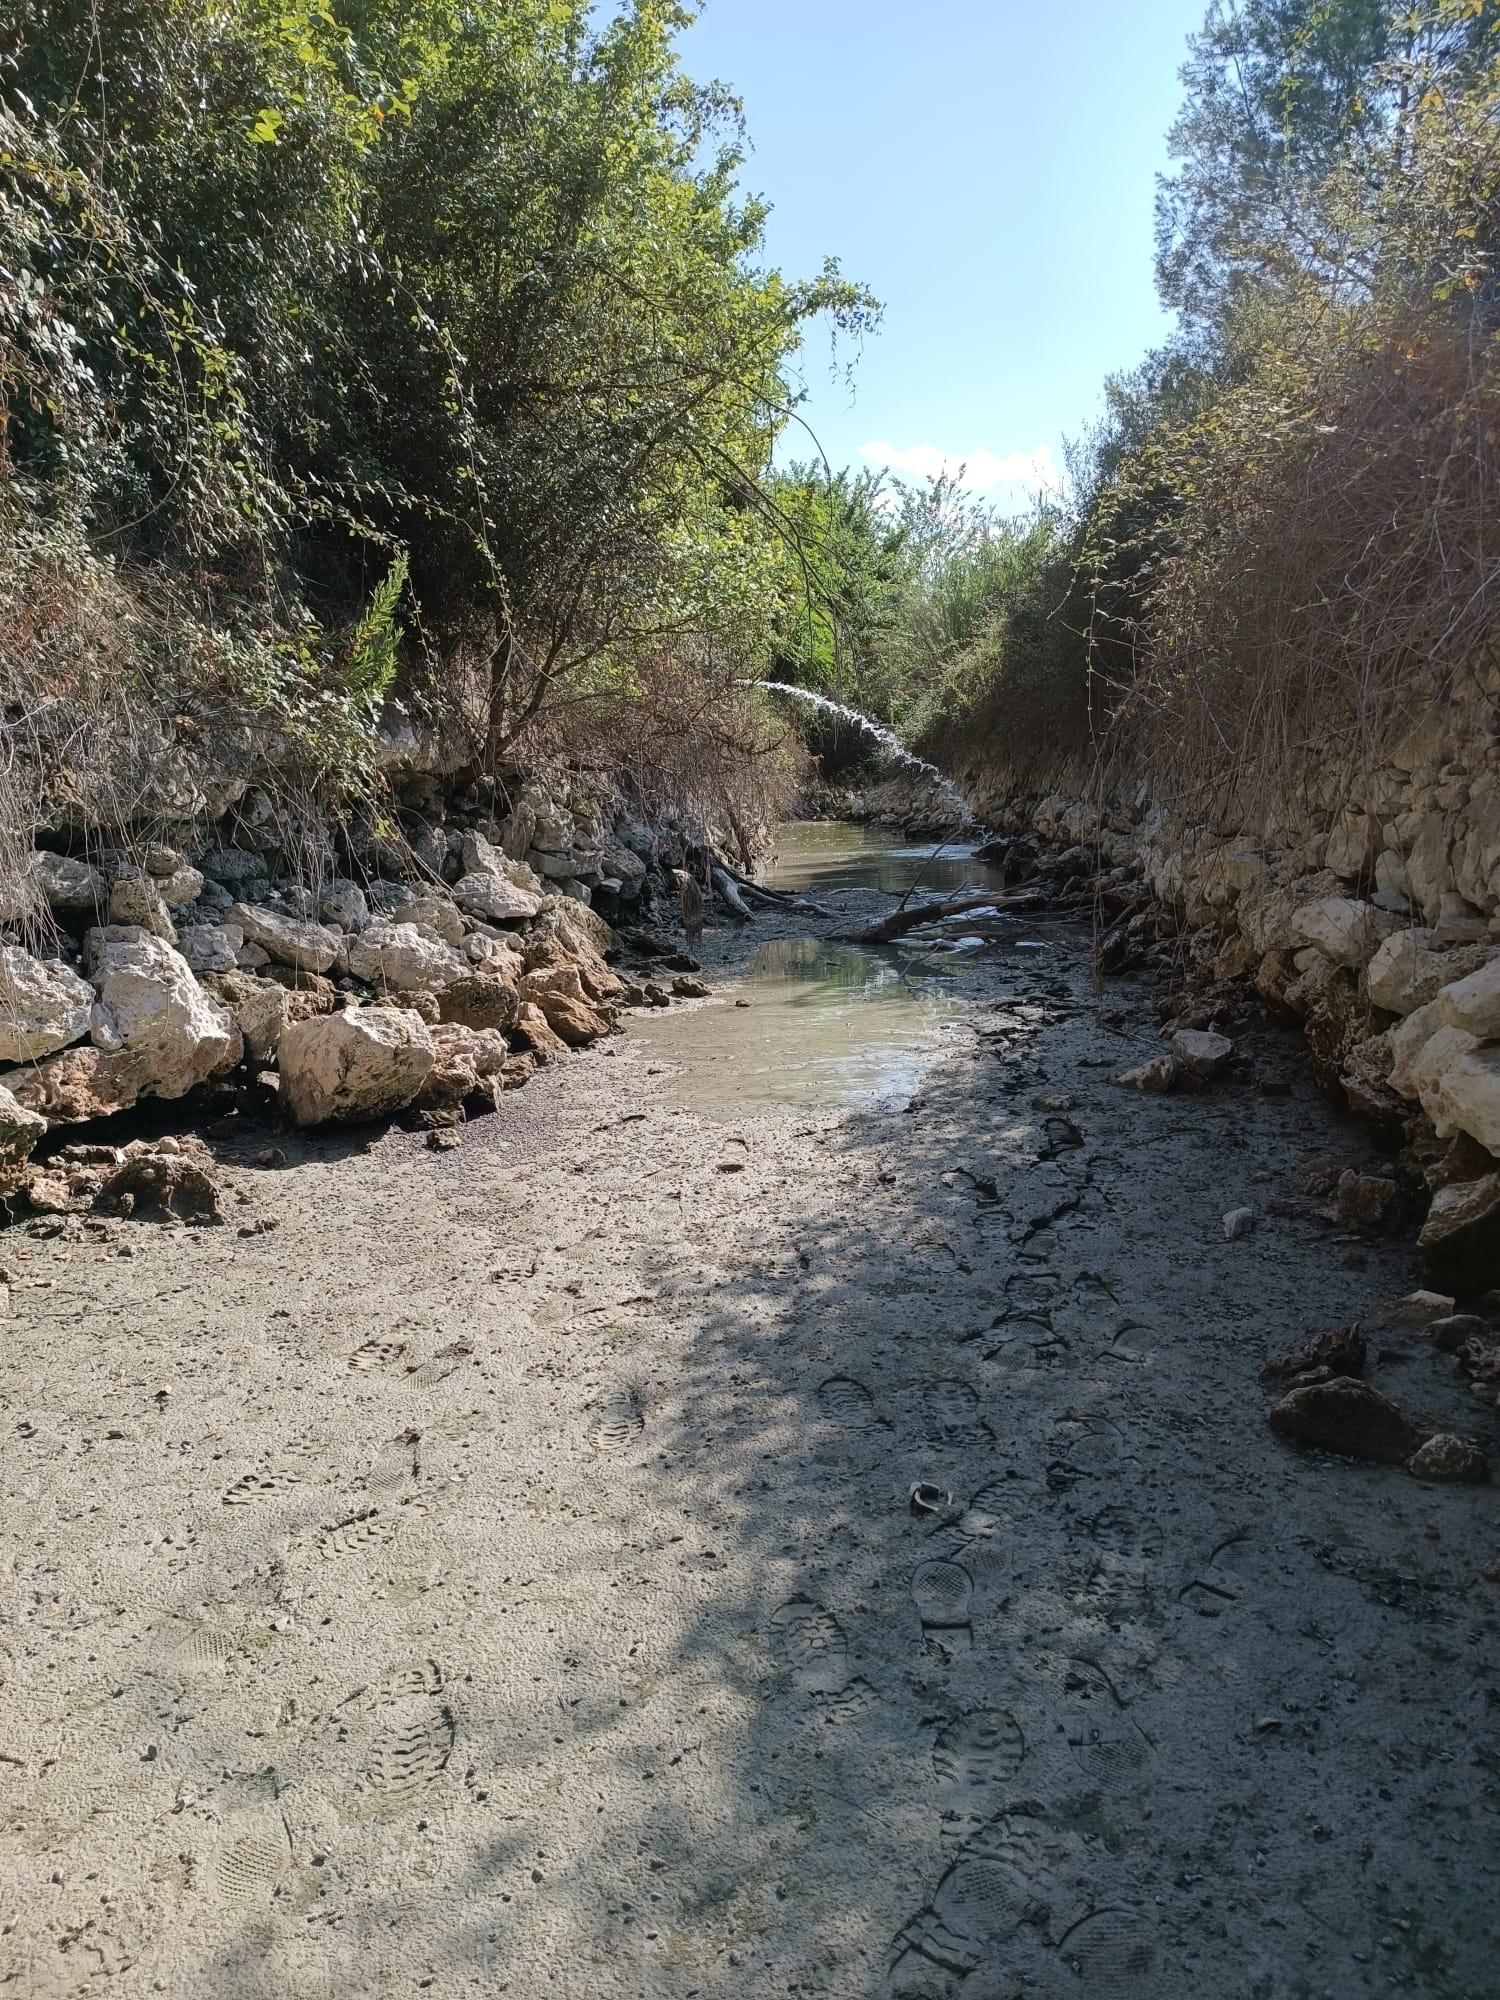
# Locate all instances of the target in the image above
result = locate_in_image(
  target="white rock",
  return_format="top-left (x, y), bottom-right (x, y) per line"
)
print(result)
top-left (107, 869), bottom-right (174, 939)
top-left (394, 893), bottom-right (466, 948)
top-left (202, 970), bottom-right (288, 1064)
top-left (277, 1007), bottom-right (433, 1125)
top-left (1435, 956), bottom-right (1500, 1039)
top-left (431, 1022), bottom-right (509, 1076)
top-left (317, 880), bottom-right (370, 932)
top-left (464, 930), bottom-right (526, 981)
top-left (157, 864), bottom-right (205, 908)
top-left (177, 923), bottom-right (244, 975)
top-left (1290, 896), bottom-right (1397, 967)
top-left (1366, 929), bottom-right (1442, 1014)
top-left (0, 1082), bottom-right (48, 1193)
top-left (1223, 1207), bottom-right (1256, 1239)
top-left (1408, 1023), bottom-right (1481, 1112)
top-left (0, 946), bottom-right (96, 1061)
top-left (34, 851), bottom-right (105, 912)
top-left (1419, 1042), bottom-right (1500, 1155)
top-left (88, 933), bottom-right (241, 1097)
top-left (346, 918), bottom-right (468, 993)
top-left (227, 902), bottom-right (339, 974)
top-left (1387, 1001), bottom-right (1445, 1099)
top-left (1325, 812), bottom-right (1378, 880)
top-left (451, 870), bottom-right (543, 924)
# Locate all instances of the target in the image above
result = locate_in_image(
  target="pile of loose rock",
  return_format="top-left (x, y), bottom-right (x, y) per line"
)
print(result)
top-left (0, 786), bottom-right (703, 1210)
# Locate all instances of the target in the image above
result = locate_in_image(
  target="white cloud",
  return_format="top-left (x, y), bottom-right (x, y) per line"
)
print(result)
top-left (857, 438), bottom-right (1063, 502)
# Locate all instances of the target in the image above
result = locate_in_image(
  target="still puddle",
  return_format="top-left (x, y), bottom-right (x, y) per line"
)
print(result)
top-left (633, 822), bottom-right (1017, 1118)
top-left (637, 934), bottom-right (967, 1117)
top-left (758, 820), bottom-right (1011, 899)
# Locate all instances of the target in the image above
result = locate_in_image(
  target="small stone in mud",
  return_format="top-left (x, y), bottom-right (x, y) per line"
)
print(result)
top-left (643, 982), bottom-right (670, 1008)
top-left (1171, 1027), bottom-right (1234, 1079)
top-left (1426, 1313), bottom-right (1491, 1353)
top-left (255, 1147), bottom-right (287, 1168)
top-left (1406, 1434), bottom-right (1490, 1483)
top-left (1223, 1207), bottom-right (1256, 1239)
top-left (1260, 1322), bottom-right (1365, 1384)
top-left (671, 975), bottom-right (711, 999)
top-left (1378, 1289), bottom-right (1457, 1326)
top-left (427, 1128), bottom-right (462, 1151)
top-left (1268, 1377), bottom-right (1428, 1465)
top-left (1116, 1054), bottom-right (1179, 1093)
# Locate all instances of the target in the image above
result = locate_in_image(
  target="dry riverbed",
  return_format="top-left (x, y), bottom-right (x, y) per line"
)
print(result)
top-left (2, 852), bottom-right (1497, 2000)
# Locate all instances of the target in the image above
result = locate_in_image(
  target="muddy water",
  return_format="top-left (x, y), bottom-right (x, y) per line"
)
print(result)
top-left (759, 819), bottom-right (1010, 899)
top-left (634, 824), bottom-right (1025, 1117)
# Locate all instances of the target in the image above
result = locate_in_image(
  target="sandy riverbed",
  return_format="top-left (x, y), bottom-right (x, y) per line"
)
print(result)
top-left (2, 862), bottom-right (1495, 1999)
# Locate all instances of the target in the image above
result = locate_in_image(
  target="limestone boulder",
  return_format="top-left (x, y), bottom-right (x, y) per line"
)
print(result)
top-left (1418, 1173), bottom-right (1500, 1297)
top-left (1268, 1377), bottom-right (1428, 1465)
top-left (200, 847), bottom-right (271, 889)
top-left (1435, 957), bottom-right (1500, 1039)
top-left (1419, 1043), bottom-right (1500, 1156)
top-left (518, 966), bottom-right (611, 1046)
top-left (107, 868), bottom-right (175, 939)
top-left (511, 1001), bottom-right (568, 1060)
top-left (347, 918), bottom-right (468, 993)
top-left (1403, 813), bottom-right (1454, 921)
top-left (155, 865), bottom-right (203, 909)
top-left (317, 879), bottom-right (371, 932)
top-left (201, 969), bottom-right (289, 1065)
top-left (393, 893), bottom-right (466, 949)
top-left (1386, 1001), bottom-right (1464, 1100)
top-left (1325, 812), bottom-right (1380, 881)
top-left (1290, 896), bottom-right (1397, 967)
top-left (451, 869), bottom-right (543, 924)
top-left (227, 902), bottom-right (340, 974)
top-left (437, 974), bottom-right (520, 1034)
top-left (6, 1046), bottom-right (146, 1122)
top-left (278, 1006), bottom-right (434, 1126)
top-left (177, 923), bottom-right (244, 975)
top-left (1366, 931), bottom-right (1496, 1016)
top-left (464, 930), bottom-right (527, 981)
top-left (34, 851), bottom-right (106, 913)
top-left (415, 1022), bottom-right (510, 1113)
top-left (0, 947), bottom-right (96, 1061)
top-left (88, 933), bottom-right (241, 1097)
top-left (0, 1083), bottom-right (47, 1194)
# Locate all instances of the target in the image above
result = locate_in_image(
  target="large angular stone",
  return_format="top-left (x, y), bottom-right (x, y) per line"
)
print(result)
top-left (1419, 1043), bottom-right (1500, 1157)
top-left (0, 1083), bottom-right (47, 1194)
top-left (107, 868), bottom-right (174, 940)
top-left (7, 1046), bottom-right (147, 1122)
top-left (34, 851), bottom-right (106, 912)
top-left (1418, 1174), bottom-right (1500, 1298)
top-left (1435, 956), bottom-right (1500, 1039)
top-left (392, 893), bottom-right (466, 949)
top-left (347, 919), bottom-right (468, 993)
top-left (1290, 896), bottom-right (1397, 967)
top-left (451, 870), bottom-right (543, 924)
top-left (201, 969), bottom-right (289, 1065)
top-left (177, 923), bottom-right (243, 975)
top-left (0, 946), bottom-right (95, 1061)
top-left (1367, 932), bottom-right (1496, 1016)
top-left (88, 933), bottom-right (241, 1097)
top-left (277, 1006), bottom-right (434, 1125)
top-left (437, 974), bottom-right (520, 1033)
top-left (227, 903), bottom-right (339, 975)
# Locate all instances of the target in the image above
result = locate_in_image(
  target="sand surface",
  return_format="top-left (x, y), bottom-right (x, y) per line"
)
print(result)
top-left (3, 883), bottom-right (1497, 1999)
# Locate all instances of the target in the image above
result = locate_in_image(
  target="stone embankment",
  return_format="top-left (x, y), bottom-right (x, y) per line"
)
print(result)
top-left (968, 677), bottom-right (1500, 1299)
top-left (0, 772), bottom-right (708, 1214)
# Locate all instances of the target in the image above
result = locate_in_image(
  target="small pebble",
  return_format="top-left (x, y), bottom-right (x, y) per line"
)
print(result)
top-left (1223, 1207), bottom-right (1256, 1239)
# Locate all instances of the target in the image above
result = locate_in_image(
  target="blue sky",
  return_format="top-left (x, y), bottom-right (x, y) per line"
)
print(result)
top-left (680, 0), bottom-right (1209, 507)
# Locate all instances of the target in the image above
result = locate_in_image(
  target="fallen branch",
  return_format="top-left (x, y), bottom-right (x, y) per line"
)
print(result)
top-left (710, 866), bottom-right (755, 922)
top-left (841, 891), bottom-right (1041, 946)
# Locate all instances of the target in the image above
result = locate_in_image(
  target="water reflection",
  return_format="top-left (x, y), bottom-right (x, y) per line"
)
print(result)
top-left (761, 820), bottom-right (1009, 899)
top-left (635, 935), bottom-right (966, 1118)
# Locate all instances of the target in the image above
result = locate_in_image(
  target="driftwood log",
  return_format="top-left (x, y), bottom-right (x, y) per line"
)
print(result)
top-left (841, 891), bottom-right (1040, 946)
